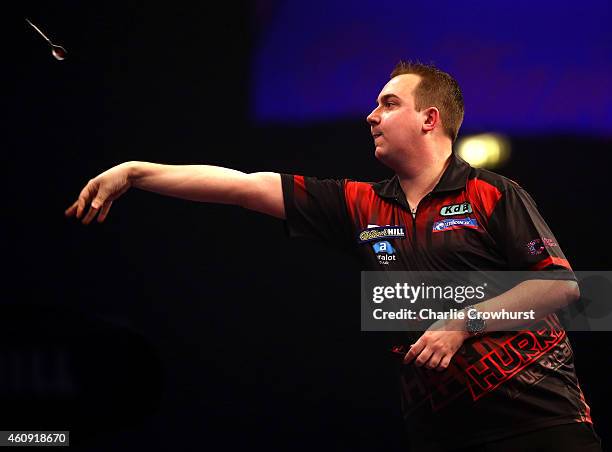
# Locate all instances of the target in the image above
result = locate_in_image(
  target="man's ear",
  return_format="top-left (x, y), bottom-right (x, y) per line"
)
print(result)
top-left (422, 107), bottom-right (440, 133)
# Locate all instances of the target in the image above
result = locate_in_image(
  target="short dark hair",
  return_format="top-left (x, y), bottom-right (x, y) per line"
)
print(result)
top-left (390, 61), bottom-right (464, 142)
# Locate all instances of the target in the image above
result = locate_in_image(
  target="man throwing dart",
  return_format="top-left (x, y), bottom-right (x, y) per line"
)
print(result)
top-left (66, 62), bottom-right (603, 452)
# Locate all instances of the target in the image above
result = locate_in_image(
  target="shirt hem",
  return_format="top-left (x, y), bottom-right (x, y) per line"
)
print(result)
top-left (414, 417), bottom-right (592, 452)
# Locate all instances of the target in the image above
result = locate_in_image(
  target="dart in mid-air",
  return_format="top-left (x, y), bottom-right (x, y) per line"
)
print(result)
top-left (25, 18), bottom-right (67, 61)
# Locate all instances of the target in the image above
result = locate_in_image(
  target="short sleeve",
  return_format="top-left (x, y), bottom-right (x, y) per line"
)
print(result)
top-left (281, 174), bottom-right (355, 252)
top-left (488, 183), bottom-right (575, 279)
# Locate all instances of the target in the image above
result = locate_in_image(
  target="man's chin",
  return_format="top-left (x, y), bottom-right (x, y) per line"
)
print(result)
top-left (374, 147), bottom-right (397, 170)
top-left (375, 147), bottom-right (389, 164)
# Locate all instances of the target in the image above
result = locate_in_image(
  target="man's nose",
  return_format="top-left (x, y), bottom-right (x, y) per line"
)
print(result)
top-left (367, 108), bottom-right (379, 126)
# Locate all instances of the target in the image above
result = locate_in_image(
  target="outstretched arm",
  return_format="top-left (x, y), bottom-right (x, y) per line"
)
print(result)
top-left (65, 161), bottom-right (285, 224)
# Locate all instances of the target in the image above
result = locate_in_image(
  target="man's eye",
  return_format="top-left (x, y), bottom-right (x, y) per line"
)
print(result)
top-left (384, 102), bottom-right (395, 107)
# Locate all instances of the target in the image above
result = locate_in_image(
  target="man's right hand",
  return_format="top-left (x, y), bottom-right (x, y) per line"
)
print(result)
top-left (65, 162), bottom-right (133, 224)
top-left (65, 162), bottom-right (285, 224)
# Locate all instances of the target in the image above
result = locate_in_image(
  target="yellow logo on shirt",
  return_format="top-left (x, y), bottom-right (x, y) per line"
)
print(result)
top-left (358, 226), bottom-right (406, 244)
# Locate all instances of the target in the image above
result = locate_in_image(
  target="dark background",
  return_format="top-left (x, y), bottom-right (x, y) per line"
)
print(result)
top-left (3, 2), bottom-right (610, 450)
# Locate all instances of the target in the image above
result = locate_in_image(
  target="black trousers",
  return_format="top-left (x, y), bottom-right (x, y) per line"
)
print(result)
top-left (449, 422), bottom-right (603, 452)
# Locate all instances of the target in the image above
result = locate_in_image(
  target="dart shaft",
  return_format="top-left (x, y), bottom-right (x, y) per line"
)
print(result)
top-left (25, 18), bottom-right (51, 43)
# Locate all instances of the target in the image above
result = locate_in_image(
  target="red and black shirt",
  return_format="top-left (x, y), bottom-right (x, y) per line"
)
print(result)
top-left (281, 154), bottom-right (592, 451)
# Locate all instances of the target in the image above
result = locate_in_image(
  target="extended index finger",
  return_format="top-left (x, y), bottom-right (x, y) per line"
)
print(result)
top-left (65, 200), bottom-right (78, 217)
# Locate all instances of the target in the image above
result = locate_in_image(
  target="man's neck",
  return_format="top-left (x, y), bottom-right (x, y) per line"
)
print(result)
top-left (396, 148), bottom-right (452, 213)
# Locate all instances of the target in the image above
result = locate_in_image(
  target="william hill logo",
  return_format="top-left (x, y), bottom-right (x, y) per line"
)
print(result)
top-left (440, 202), bottom-right (473, 216)
top-left (358, 226), bottom-right (406, 244)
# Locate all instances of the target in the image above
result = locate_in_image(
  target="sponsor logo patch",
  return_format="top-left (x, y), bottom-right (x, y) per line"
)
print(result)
top-left (432, 217), bottom-right (479, 233)
top-left (372, 240), bottom-right (397, 264)
top-left (439, 202), bottom-right (473, 216)
top-left (526, 238), bottom-right (558, 255)
top-left (373, 241), bottom-right (396, 254)
top-left (358, 226), bottom-right (406, 244)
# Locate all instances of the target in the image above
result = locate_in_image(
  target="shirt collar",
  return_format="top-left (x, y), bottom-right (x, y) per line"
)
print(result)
top-left (372, 153), bottom-right (472, 202)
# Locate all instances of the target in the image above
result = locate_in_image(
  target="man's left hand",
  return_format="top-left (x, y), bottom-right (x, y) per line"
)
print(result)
top-left (403, 325), bottom-right (468, 371)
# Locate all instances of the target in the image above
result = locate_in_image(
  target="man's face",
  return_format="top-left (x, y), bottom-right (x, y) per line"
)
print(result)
top-left (366, 74), bottom-right (423, 164)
